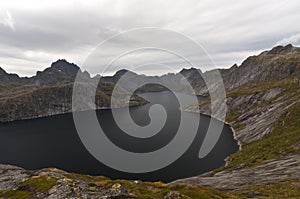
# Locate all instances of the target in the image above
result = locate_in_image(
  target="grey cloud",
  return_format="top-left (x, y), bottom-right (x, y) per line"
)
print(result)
top-left (0, 0), bottom-right (299, 76)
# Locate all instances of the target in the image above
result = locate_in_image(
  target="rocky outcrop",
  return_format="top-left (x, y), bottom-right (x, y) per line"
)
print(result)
top-left (171, 153), bottom-right (300, 191)
top-left (0, 164), bottom-right (134, 199)
top-left (222, 44), bottom-right (299, 89)
top-left (0, 164), bottom-right (238, 199)
top-left (184, 87), bottom-right (295, 144)
top-left (0, 165), bottom-right (30, 190)
top-left (188, 44), bottom-right (300, 95)
top-left (163, 191), bottom-right (181, 199)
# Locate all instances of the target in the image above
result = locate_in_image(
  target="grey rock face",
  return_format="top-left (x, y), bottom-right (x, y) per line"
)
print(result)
top-left (193, 44), bottom-right (300, 94)
top-left (29, 59), bottom-right (91, 86)
top-left (0, 165), bottom-right (30, 190)
top-left (163, 191), bottom-right (181, 199)
top-left (171, 153), bottom-right (300, 191)
top-left (183, 87), bottom-right (290, 143)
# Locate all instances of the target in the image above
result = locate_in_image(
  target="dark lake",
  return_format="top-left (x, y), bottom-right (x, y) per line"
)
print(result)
top-left (0, 91), bottom-right (238, 182)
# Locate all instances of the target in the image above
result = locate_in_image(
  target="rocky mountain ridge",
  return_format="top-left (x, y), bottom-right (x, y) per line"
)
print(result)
top-left (97, 44), bottom-right (299, 97)
top-left (0, 60), bottom-right (147, 122)
top-left (100, 67), bottom-right (203, 94)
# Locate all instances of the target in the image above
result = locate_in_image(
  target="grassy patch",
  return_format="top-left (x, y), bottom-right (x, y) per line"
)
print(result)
top-left (20, 175), bottom-right (57, 192)
top-left (0, 190), bottom-right (31, 199)
top-left (225, 109), bottom-right (240, 123)
top-left (232, 123), bottom-right (246, 131)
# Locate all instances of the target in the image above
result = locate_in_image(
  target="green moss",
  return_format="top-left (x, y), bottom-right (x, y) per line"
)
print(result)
top-left (20, 175), bottom-right (57, 192)
top-left (225, 109), bottom-right (240, 123)
top-left (233, 123), bottom-right (246, 131)
top-left (0, 190), bottom-right (31, 199)
top-left (228, 80), bottom-right (282, 97)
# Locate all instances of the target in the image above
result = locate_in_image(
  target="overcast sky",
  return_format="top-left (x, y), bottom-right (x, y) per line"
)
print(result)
top-left (0, 0), bottom-right (300, 76)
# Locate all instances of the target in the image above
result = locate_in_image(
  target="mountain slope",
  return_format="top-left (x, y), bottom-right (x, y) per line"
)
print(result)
top-left (0, 60), bottom-right (147, 122)
top-left (29, 59), bottom-right (90, 86)
top-left (184, 44), bottom-right (300, 143)
top-left (177, 44), bottom-right (300, 197)
top-left (100, 67), bottom-right (204, 94)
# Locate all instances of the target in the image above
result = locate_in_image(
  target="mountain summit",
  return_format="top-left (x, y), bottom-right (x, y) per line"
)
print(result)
top-left (31, 59), bottom-right (90, 86)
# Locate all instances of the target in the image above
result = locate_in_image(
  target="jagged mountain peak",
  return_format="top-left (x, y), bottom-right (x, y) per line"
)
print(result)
top-left (93, 74), bottom-right (101, 79)
top-left (113, 69), bottom-right (137, 77)
top-left (179, 67), bottom-right (202, 75)
top-left (179, 67), bottom-right (202, 81)
top-left (0, 66), bottom-right (8, 75)
top-left (0, 66), bottom-right (19, 77)
top-left (31, 59), bottom-right (90, 86)
top-left (267, 44), bottom-right (295, 55)
top-left (48, 59), bottom-right (80, 76)
top-left (0, 66), bottom-right (22, 84)
top-left (231, 63), bottom-right (238, 68)
top-left (99, 69), bottom-right (138, 83)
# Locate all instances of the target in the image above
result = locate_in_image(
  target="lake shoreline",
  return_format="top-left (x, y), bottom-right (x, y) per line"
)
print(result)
top-left (0, 91), bottom-right (238, 182)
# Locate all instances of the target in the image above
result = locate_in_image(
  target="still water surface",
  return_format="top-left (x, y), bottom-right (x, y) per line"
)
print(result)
top-left (0, 91), bottom-right (238, 182)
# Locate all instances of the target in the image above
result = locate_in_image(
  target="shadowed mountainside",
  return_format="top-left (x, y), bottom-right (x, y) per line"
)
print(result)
top-left (0, 59), bottom-right (147, 122)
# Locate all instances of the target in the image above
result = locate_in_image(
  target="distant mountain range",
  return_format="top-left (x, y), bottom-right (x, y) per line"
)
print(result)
top-left (0, 59), bottom-right (89, 87)
top-left (0, 44), bottom-right (299, 122)
top-left (101, 44), bottom-right (300, 95)
top-left (0, 59), bottom-right (147, 122)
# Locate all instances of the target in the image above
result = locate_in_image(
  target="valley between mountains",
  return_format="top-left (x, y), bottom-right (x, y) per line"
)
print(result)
top-left (0, 44), bottom-right (300, 198)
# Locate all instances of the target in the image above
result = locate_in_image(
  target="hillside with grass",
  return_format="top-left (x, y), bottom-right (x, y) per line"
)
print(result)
top-left (178, 45), bottom-right (300, 198)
